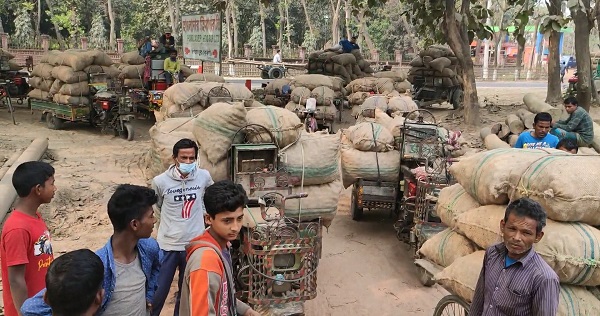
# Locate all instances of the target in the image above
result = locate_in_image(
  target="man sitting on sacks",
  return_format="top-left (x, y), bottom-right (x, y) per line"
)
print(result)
top-left (339, 36), bottom-right (360, 53)
top-left (550, 96), bottom-right (594, 147)
top-left (513, 112), bottom-right (559, 149)
top-left (470, 198), bottom-right (559, 316)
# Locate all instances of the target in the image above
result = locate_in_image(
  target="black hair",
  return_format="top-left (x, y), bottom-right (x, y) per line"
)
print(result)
top-left (204, 180), bottom-right (248, 217)
top-left (533, 112), bottom-right (552, 125)
top-left (277, 49), bottom-right (281, 53)
top-left (12, 161), bottom-right (55, 197)
top-left (45, 249), bottom-right (103, 316)
top-left (504, 198), bottom-right (547, 233)
top-left (557, 138), bottom-right (578, 153)
top-left (564, 96), bottom-right (578, 106)
top-left (172, 138), bottom-right (198, 158)
top-left (107, 184), bottom-right (158, 232)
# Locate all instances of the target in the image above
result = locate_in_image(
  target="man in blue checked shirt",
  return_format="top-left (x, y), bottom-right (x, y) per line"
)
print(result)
top-left (20, 184), bottom-right (161, 316)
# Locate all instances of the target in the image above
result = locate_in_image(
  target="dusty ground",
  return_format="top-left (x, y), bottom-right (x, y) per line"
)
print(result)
top-left (0, 86), bottom-right (591, 315)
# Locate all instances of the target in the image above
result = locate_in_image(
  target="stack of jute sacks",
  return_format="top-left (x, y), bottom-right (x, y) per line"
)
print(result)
top-left (262, 78), bottom-right (291, 107)
top-left (284, 74), bottom-right (343, 119)
top-left (29, 49), bottom-right (119, 105)
top-left (118, 51), bottom-right (146, 88)
top-left (156, 81), bottom-right (254, 121)
top-left (144, 104), bottom-right (341, 226)
top-left (307, 48), bottom-right (373, 84)
top-left (419, 148), bottom-right (600, 313)
top-left (407, 45), bottom-right (463, 88)
top-left (0, 49), bottom-right (22, 71)
top-left (346, 75), bottom-right (415, 117)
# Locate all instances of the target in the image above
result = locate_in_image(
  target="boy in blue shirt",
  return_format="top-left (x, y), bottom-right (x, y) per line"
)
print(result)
top-left (514, 112), bottom-right (559, 149)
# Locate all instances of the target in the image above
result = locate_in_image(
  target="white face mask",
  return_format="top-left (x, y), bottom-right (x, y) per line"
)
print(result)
top-left (178, 162), bottom-right (196, 174)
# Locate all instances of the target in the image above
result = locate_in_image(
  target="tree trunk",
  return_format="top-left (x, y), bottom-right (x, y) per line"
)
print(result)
top-left (330, 0), bottom-right (342, 43)
top-left (231, 1), bottom-right (239, 56)
top-left (444, 0), bottom-right (480, 125)
top-left (355, 12), bottom-right (376, 54)
top-left (400, 16), bottom-right (419, 51)
top-left (0, 16), bottom-right (4, 33)
top-left (285, 0), bottom-right (292, 49)
top-left (300, 0), bottom-right (315, 39)
top-left (166, 0), bottom-right (176, 36)
top-left (572, 1), bottom-right (593, 111)
top-left (344, 0), bottom-right (351, 39)
top-left (546, 0), bottom-right (563, 104)
top-left (528, 18), bottom-right (540, 72)
top-left (225, 2), bottom-right (233, 58)
top-left (259, 1), bottom-right (267, 57)
top-left (36, 0), bottom-right (41, 40)
top-left (46, 0), bottom-right (66, 49)
top-left (174, 0), bottom-right (181, 42)
top-left (516, 37), bottom-right (525, 79)
top-left (278, 2), bottom-right (284, 48)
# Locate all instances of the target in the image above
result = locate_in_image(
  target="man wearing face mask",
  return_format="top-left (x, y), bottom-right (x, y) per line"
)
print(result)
top-left (150, 139), bottom-right (213, 316)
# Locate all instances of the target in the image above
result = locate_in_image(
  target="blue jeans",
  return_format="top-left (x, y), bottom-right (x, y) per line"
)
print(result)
top-left (152, 250), bottom-right (187, 316)
top-left (550, 127), bottom-right (584, 146)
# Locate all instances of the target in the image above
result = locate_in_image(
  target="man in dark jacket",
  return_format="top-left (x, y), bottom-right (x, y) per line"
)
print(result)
top-left (160, 31), bottom-right (176, 52)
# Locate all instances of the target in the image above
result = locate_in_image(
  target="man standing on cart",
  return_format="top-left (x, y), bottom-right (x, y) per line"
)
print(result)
top-left (470, 198), bottom-right (559, 315)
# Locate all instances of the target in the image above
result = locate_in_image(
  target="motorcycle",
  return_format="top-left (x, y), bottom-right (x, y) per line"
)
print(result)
top-left (90, 78), bottom-right (135, 141)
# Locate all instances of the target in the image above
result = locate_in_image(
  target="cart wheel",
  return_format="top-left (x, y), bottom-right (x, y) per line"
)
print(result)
top-left (120, 122), bottom-right (135, 141)
top-left (45, 113), bottom-right (64, 130)
top-left (351, 185), bottom-right (363, 221)
top-left (16, 98), bottom-right (23, 105)
top-left (417, 266), bottom-right (435, 287)
top-left (433, 295), bottom-right (470, 316)
top-left (268, 67), bottom-right (284, 79)
top-left (451, 89), bottom-right (463, 110)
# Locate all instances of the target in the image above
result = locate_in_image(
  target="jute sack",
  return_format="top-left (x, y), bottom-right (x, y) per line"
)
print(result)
top-left (31, 63), bottom-right (54, 79)
top-left (180, 65), bottom-right (194, 77)
top-left (8, 60), bottom-right (21, 71)
top-left (59, 81), bottom-right (90, 96)
top-left (373, 70), bottom-right (406, 82)
top-left (456, 205), bottom-right (600, 286)
top-left (165, 105), bottom-right (204, 119)
top-left (351, 49), bottom-right (363, 61)
top-left (245, 106), bottom-right (303, 148)
top-left (48, 51), bottom-right (94, 71)
top-left (223, 83), bottom-right (254, 102)
top-left (84, 65), bottom-right (121, 78)
top-left (285, 101), bottom-right (305, 112)
top-left (434, 251), bottom-right (484, 303)
top-left (340, 135), bottom-right (400, 188)
top-left (124, 79), bottom-right (144, 88)
top-left (507, 154), bottom-right (600, 225)
top-left (263, 95), bottom-right (284, 107)
top-left (185, 73), bottom-right (226, 83)
top-left (279, 131), bottom-right (340, 186)
top-left (121, 64), bottom-right (146, 80)
top-left (27, 89), bottom-right (50, 100)
top-left (40, 50), bottom-right (60, 63)
top-left (311, 86), bottom-right (336, 106)
top-left (394, 81), bottom-right (412, 93)
top-left (330, 53), bottom-right (356, 66)
top-left (291, 74), bottom-right (336, 91)
top-left (436, 183), bottom-right (480, 227)
top-left (284, 179), bottom-right (342, 227)
top-left (121, 51), bottom-right (145, 65)
top-left (264, 78), bottom-right (292, 95)
top-left (344, 122), bottom-right (395, 152)
top-left (409, 56), bottom-right (424, 67)
top-left (355, 108), bottom-right (395, 135)
top-left (192, 102), bottom-right (247, 164)
top-left (557, 285), bottom-right (600, 315)
top-left (29, 77), bottom-right (54, 91)
top-left (49, 80), bottom-right (64, 96)
top-left (86, 49), bottom-right (114, 66)
top-left (361, 96), bottom-right (389, 112)
top-left (53, 94), bottom-right (90, 106)
top-left (418, 228), bottom-right (478, 267)
top-left (429, 57), bottom-right (451, 73)
top-left (163, 82), bottom-right (205, 110)
top-left (145, 119), bottom-right (195, 179)
top-left (291, 87), bottom-right (311, 105)
top-left (388, 96), bottom-right (418, 114)
top-left (448, 148), bottom-right (568, 205)
top-left (198, 148), bottom-right (228, 182)
top-left (348, 92), bottom-right (370, 105)
top-left (0, 48), bottom-right (15, 59)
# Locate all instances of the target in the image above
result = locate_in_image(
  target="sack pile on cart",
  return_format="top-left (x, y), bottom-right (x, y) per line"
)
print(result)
top-left (283, 74), bottom-right (343, 119)
top-left (157, 82), bottom-right (255, 122)
top-left (28, 49), bottom-right (120, 106)
top-left (0, 49), bottom-right (22, 71)
top-left (407, 45), bottom-right (463, 88)
top-left (306, 48), bottom-right (373, 84)
top-left (418, 148), bottom-right (600, 312)
top-left (350, 94), bottom-right (418, 119)
top-left (117, 51), bottom-right (194, 88)
top-left (261, 78), bottom-right (291, 107)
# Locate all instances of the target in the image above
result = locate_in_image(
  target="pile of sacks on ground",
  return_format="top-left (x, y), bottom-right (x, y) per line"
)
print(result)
top-left (282, 74), bottom-right (344, 120)
top-left (307, 48), bottom-right (373, 84)
top-left (116, 51), bottom-right (194, 89)
top-left (28, 49), bottom-right (119, 106)
top-left (480, 93), bottom-right (600, 154)
top-left (144, 104), bottom-right (341, 226)
top-left (418, 148), bottom-right (600, 313)
top-left (346, 75), bottom-right (413, 117)
top-left (155, 78), bottom-right (257, 121)
top-left (407, 45), bottom-right (463, 88)
top-left (0, 49), bottom-right (22, 71)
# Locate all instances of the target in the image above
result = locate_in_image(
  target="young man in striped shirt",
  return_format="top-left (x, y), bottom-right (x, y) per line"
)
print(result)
top-left (470, 198), bottom-right (559, 316)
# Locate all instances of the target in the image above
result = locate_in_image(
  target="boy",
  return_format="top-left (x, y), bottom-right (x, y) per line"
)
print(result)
top-left (180, 180), bottom-right (259, 316)
top-left (21, 184), bottom-right (161, 316)
top-left (151, 139), bottom-right (213, 316)
top-left (1, 161), bottom-right (56, 316)
top-left (44, 249), bottom-right (104, 316)
top-left (514, 112), bottom-right (559, 149)
top-left (557, 138), bottom-right (578, 154)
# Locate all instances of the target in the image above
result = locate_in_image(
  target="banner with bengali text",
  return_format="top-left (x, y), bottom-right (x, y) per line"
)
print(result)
top-left (182, 13), bottom-right (221, 62)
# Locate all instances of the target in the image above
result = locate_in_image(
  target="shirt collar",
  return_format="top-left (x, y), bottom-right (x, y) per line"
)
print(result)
top-left (494, 242), bottom-right (537, 267)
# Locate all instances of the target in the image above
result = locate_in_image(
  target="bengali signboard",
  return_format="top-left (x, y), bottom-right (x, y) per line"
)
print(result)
top-left (182, 13), bottom-right (222, 62)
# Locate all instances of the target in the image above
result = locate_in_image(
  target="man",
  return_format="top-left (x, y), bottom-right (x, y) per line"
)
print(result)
top-left (560, 61), bottom-right (567, 83)
top-left (44, 249), bottom-right (104, 316)
top-left (151, 139), bottom-right (213, 316)
top-left (470, 198), bottom-right (560, 316)
top-left (557, 138), bottom-right (578, 154)
top-left (550, 96), bottom-right (594, 147)
top-left (21, 184), bottom-right (161, 316)
top-left (1, 162), bottom-right (56, 316)
top-left (513, 112), bottom-right (559, 149)
top-left (272, 49), bottom-right (282, 63)
top-left (159, 30), bottom-right (176, 52)
top-left (164, 50), bottom-right (183, 85)
top-left (339, 36), bottom-right (360, 53)
top-left (180, 180), bottom-right (260, 316)
top-left (138, 36), bottom-right (152, 57)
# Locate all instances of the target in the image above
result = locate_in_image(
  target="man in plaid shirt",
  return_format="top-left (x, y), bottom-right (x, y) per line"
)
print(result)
top-left (550, 96), bottom-right (594, 146)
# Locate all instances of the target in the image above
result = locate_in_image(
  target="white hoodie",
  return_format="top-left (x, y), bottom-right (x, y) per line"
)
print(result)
top-left (152, 165), bottom-right (213, 251)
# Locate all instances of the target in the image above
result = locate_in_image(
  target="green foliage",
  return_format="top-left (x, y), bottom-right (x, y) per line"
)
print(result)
top-left (89, 14), bottom-right (107, 49)
top-left (13, 4), bottom-right (35, 47)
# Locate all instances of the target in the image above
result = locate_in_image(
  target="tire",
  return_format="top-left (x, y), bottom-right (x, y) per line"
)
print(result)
top-left (433, 295), bottom-right (470, 316)
top-left (46, 113), bottom-right (64, 130)
top-left (120, 122), bottom-right (135, 141)
top-left (451, 89), bottom-right (463, 110)
top-left (351, 184), bottom-right (363, 221)
top-left (269, 67), bottom-right (284, 79)
top-left (417, 266), bottom-right (435, 287)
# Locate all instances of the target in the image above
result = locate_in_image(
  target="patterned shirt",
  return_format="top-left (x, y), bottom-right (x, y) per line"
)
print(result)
top-left (554, 106), bottom-right (594, 144)
top-left (470, 243), bottom-right (560, 316)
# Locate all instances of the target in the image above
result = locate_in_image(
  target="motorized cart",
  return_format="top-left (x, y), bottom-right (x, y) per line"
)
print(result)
top-left (411, 68), bottom-right (463, 110)
top-left (29, 72), bottom-right (135, 140)
top-left (0, 55), bottom-right (30, 106)
top-left (227, 124), bottom-right (321, 316)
